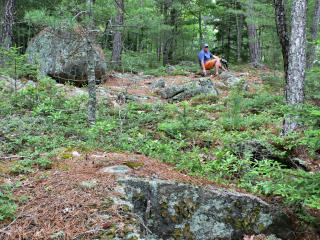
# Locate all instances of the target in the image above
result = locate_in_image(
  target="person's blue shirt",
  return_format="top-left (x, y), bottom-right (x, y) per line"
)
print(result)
top-left (198, 49), bottom-right (214, 66)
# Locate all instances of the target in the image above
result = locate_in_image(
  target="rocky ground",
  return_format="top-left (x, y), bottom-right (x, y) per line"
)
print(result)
top-left (0, 151), bottom-right (294, 240)
top-left (0, 69), bottom-right (318, 240)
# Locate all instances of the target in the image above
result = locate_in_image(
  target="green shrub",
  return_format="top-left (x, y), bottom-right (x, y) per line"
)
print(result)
top-left (0, 185), bottom-right (17, 220)
top-left (190, 93), bottom-right (219, 106)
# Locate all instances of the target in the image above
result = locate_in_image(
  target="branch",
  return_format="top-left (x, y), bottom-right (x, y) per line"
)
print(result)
top-left (0, 211), bottom-right (33, 234)
top-left (73, 10), bottom-right (88, 20)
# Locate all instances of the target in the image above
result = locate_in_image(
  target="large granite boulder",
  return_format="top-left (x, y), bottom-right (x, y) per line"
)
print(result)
top-left (159, 78), bottom-right (218, 102)
top-left (26, 26), bottom-right (107, 86)
top-left (119, 178), bottom-right (294, 240)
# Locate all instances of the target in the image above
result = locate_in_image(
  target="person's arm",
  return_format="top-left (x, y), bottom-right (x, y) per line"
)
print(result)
top-left (199, 51), bottom-right (206, 75)
top-left (211, 52), bottom-right (220, 60)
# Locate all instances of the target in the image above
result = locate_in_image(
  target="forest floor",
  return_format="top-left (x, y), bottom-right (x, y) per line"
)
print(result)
top-left (0, 66), bottom-right (319, 239)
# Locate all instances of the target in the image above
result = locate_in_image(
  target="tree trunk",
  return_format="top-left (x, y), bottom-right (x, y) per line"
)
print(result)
top-left (112, 0), bottom-right (124, 67)
top-left (199, 11), bottom-right (203, 49)
top-left (87, 37), bottom-right (97, 126)
top-left (227, 13), bottom-right (231, 60)
top-left (162, 0), bottom-right (169, 66)
top-left (168, 6), bottom-right (177, 62)
top-left (307, 0), bottom-right (320, 69)
top-left (246, 0), bottom-right (261, 65)
top-left (282, 0), bottom-right (308, 134)
top-left (87, 0), bottom-right (96, 126)
top-left (235, 13), bottom-right (243, 62)
top-left (274, 0), bottom-right (290, 80)
top-left (1, 0), bottom-right (15, 49)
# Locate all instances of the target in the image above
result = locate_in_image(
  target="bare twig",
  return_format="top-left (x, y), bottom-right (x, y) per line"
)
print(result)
top-left (72, 10), bottom-right (88, 20)
top-left (0, 153), bottom-right (47, 160)
top-left (0, 210), bottom-right (33, 234)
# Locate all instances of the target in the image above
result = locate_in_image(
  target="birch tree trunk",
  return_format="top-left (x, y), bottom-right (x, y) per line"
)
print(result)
top-left (307, 0), bottom-right (320, 69)
top-left (112, 0), bottom-right (124, 67)
top-left (282, 0), bottom-right (308, 134)
top-left (246, 0), bottom-right (262, 65)
top-left (1, 0), bottom-right (15, 49)
top-left (273, 0), bottom-right (290, 80)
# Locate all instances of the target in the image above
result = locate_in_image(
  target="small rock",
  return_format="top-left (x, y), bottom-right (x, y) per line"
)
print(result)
top-left (150, 78), bottom-right (166, 89)
top-left (72, 151), bottom-right (81, 158)
top-left (50, 231), bottom-right (64, 239)
top-left (166, 65), bottom-right (177, 73)
top-left (80, 179), bottom-right (98, 189)
top-left (219, 71), bottom-right (237, 80)
top-left (100, 165), bottom-right (132, 175)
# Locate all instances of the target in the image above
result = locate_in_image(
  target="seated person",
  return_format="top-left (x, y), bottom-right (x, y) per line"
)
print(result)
top-left (198, 43), bottom-right (226, 76)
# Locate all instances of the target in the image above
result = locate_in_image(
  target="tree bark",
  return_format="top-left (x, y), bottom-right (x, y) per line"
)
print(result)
top-left (112, 0), bottom-right (124, 67)
top-left (273, 0), bottom-right (290, 80)
top-left (307, 0), bottom-right (320, 69)
top-left (235, 12), bottom-right (243, 62)
top-left (199, 11), bottom-right (203, 49)
top-left (87, 37), bottom-right (97, 126)
top-left (282, 0), bottom-right (308, 134)
top-left (246, 0), bottom-right (262, 65)
top-left (162, 0), bottom-right (169, 66)
top-left (1, 0), bottom-right (15, 49)
top-left (227, 12), bottom-right (231, 60)
top-left (87, 0), bottom-right (96, 126)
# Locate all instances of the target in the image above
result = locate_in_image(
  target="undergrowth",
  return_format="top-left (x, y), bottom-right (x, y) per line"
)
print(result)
top-left (0, 74), bottom-right (319, 230)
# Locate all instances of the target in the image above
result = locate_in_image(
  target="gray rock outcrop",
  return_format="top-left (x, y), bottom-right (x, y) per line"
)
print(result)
top-left (26, 26), bottom-right (107, 86)
top-left (119, 178), bottom-right (294, 240)
top-left (159, 78), bottom-right (218, 102)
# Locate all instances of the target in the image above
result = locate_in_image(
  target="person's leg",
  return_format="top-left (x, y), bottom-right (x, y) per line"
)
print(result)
top-left (205, 60), bottom-right (216, 76)
top-left (214, 59), bottom-right (222, 75)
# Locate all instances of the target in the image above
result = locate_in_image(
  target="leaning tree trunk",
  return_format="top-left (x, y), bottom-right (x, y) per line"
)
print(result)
top-left (1, 0), bottom-right (15, 49)
top-left (307, 0), bottom-right (320, 69)
top-left (111, 0), bottom-right (124, 67)
top-left (282, 0), bottom-right (308, 134)
top-left (246, 0), bottom-right (262, 65)
top-left (274, 0), bottom-right (290, 80)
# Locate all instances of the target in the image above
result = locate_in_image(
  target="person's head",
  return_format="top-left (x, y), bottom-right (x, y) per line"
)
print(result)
top-left (203, 43), bottom-right (209, 52)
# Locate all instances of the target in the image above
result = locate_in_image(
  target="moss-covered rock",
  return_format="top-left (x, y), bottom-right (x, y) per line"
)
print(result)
top-left (118, 178), bottom-right (294, 240)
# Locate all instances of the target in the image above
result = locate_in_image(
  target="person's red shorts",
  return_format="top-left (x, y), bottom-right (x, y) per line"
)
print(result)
top-left (204, 60), bottom-right (214, 70)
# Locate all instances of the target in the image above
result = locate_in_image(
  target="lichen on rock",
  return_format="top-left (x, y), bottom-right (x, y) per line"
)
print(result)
top-left (118, 177), bottom-right (294, 240)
